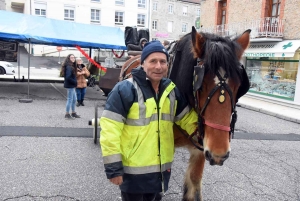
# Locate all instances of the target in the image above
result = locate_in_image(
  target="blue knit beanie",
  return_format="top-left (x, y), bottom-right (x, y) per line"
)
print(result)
top-left (141, 41), bottom-right (169, 64)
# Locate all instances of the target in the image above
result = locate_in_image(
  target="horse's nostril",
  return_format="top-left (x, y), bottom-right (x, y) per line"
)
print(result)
top-left (205, 150), bottom-right (211, 160)
top-left (222, 152), bottom-right (230, 161)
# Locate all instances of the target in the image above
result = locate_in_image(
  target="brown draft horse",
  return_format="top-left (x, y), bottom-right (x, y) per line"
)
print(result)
top-left (120, 27), bottom-right (251, 201)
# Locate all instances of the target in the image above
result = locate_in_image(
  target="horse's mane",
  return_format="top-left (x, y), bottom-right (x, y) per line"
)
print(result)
top-left (169, 32), bottom-right (244, 100)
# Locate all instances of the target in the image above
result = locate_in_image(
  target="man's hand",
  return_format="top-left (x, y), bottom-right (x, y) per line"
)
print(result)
top-left (109, 176), bottom-right (123, 185)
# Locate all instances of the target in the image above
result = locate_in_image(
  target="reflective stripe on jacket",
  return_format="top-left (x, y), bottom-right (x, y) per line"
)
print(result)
top-left (100, 67), bottom-right (197, 193)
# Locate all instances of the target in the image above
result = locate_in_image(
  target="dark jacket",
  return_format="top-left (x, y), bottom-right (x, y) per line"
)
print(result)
top-left (64, 65), bottom-right (77, 88)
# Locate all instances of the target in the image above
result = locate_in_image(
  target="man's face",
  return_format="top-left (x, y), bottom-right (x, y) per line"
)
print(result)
top-left (142, 52), bottom-right (168, 83)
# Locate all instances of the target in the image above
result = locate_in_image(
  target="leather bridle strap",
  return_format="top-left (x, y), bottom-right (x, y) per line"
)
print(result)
top-left (203, 118), bottom-right (231, 132)
top-left (196, 70), bottom-right (236, 139)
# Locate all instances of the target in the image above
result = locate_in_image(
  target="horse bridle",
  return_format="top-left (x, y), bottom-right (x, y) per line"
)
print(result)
top-left (187, 58), bottom-right (238, 151)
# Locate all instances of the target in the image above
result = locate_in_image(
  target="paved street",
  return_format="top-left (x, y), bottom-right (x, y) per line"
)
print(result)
top-left (0, 81), bottom-right (300, 201)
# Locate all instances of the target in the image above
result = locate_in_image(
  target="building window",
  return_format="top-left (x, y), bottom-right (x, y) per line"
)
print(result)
top-left (115, 0), bottom-right (124, 6)
top-left (182, 23), bottom-right (187, 32)
top-left (270, 0), bottom-right (281, 18)
top-left (168, 4), bottom-right (173, 14)
top-left (35, 9), bottom-right (46, 17)
top-left (137, 14), bottom-right (145, 26)
top-left (115, 11), bottom-right (124, 25)
top-left (34, 2), bottom-right (47, 17)
top-left (246, 58), bottom-right (297, 100)
top-left (197, 8), bottom-right (200, 17)
top-left (217, 0), bottom-right (227, 25)
top-left (91, 9), bottom-right (100, 23)
top-left (183, 6), bottom-right (187, 16)
top-left (138, 0), bottom-right (146, 8)
top-left (168, 21), bottom-right (173, 32)
top-left (153, 2), bottom-right (158, 11)
top-left (152, 20), bottom-right (157, 30)
top-left (64, 7), bottom-right (75, 21)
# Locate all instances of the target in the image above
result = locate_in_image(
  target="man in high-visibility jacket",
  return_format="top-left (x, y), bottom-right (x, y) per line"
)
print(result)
top-left (100, 41), bottom-right (198, 201)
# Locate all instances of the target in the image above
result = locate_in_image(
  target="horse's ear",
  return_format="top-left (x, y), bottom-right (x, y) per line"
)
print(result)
top-left (235, 29), bottom-right (251, 59)
top-left (191, 26), bottom-right (205, 58)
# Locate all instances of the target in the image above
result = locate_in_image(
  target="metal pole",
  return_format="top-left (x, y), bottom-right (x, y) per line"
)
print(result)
top-left (58, 51), bottom-right (61, 64)
top-left (27, 39), bottom-right (31, 98)
top-left (19, 39), bottom-right (33, 103)
top-left (27, 38), bottom-right (31, 99)
top-left (17, 43), bottom-right (20, 81)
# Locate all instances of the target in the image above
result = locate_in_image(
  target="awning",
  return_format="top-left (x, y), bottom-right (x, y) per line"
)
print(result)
top-left (244, 40), bottom-right (300, 58)
top-left (0, 10), bottom-right (126, 49)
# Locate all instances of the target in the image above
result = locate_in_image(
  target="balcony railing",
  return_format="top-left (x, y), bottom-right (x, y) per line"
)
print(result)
top-left (200, 17), bottom-right (284, 39)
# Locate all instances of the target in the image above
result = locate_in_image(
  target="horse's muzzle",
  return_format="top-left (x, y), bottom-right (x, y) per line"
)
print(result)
top-left (205, 150), bottom-right (230, 166)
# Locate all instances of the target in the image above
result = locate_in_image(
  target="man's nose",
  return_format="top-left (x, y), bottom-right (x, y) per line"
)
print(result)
top-left (155, 61), bottom-right (164, 67)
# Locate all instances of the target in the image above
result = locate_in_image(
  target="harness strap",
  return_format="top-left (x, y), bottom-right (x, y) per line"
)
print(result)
top-left (200, 84), bottom-right (221, 114)
top-left (121, 57), bottom-right (140, 80)
top-left (203, 119), bottom-right (231, 132)
top-left (175, 124), bottom-right (204, 151)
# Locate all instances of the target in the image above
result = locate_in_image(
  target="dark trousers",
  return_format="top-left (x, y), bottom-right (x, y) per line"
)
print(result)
top-left (76, 87), bottom-right (86, 102)
top-left (121, 191), bottom-right (157, 201)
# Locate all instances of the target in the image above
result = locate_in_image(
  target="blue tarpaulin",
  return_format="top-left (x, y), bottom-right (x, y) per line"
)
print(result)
top-left (0, 10), bottom-right (126, 50)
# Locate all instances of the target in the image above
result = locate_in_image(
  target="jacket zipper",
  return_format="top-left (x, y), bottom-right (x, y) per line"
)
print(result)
top-left (155, 90), bottom-right (164, 194)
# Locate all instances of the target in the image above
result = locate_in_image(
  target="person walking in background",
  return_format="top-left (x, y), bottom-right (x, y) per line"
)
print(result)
top-left (61, 54), bottom-right (80, 119)
top-left (75, 57), bottom-right (90, 106)
top-left (99, 41), bottom-right (198, 201)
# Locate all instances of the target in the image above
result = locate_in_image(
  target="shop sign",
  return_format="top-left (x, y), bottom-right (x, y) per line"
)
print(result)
top-left (244, 52), bottom-right (275, 57)
top-left (155, 32), bottom-right (169, 38)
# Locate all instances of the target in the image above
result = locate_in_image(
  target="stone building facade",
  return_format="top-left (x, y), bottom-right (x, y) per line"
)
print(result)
top-left (0, 0), bottom-right (5, 10)
top-left (200, 0), bottom-right (300, 104)
top-left (150, 0), bottom-right (201, 42)
top-left (200, 0), bottom-right (300, 40)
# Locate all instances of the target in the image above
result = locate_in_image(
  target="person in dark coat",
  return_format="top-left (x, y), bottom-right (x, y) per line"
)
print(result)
top-left (60, 54), bottom-right (81, 119)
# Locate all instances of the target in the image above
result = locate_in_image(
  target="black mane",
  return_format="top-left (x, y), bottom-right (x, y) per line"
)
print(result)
top-left (169, 31), bottom-right (243, 101)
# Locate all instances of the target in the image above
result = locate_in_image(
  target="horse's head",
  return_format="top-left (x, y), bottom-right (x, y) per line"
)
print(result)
top-left (191, 27), bottom-right (250, 166)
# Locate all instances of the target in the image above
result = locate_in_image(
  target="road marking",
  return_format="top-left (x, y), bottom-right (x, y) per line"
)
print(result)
top-left (50, 83), bottom-right (67, 99)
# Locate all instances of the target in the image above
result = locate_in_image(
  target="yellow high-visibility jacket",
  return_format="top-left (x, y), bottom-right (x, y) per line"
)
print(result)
top-left (100, 67), bottom-right (197, 194)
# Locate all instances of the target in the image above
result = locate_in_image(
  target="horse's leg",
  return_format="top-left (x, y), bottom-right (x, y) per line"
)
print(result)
top-left (182, 147), bottom-right (205, 201)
